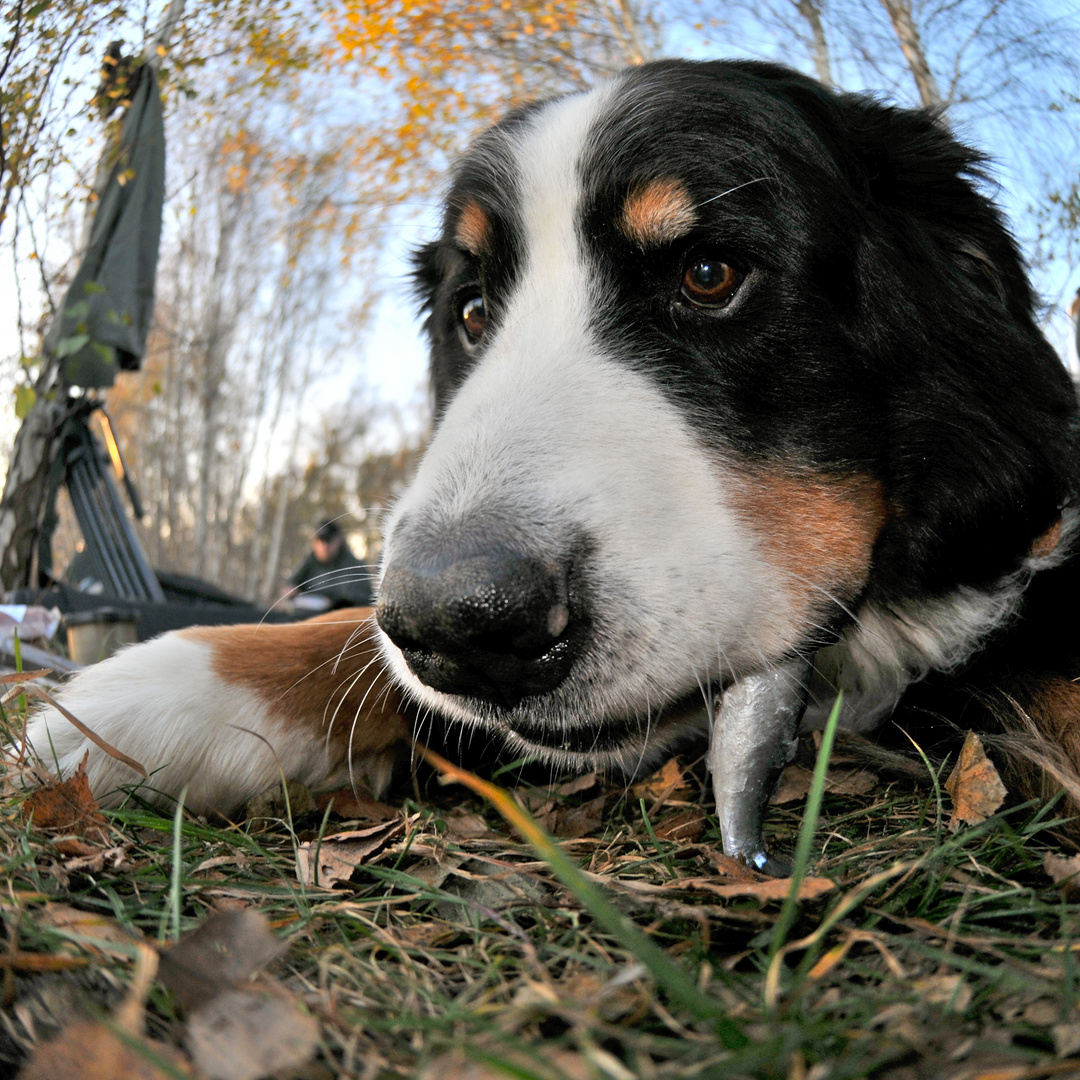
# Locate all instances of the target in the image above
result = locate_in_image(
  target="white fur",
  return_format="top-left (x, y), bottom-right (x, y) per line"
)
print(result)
top-left (806, 506), bottom-right (1080, 730)
top-left (25, 633), bottom-right (341, 814)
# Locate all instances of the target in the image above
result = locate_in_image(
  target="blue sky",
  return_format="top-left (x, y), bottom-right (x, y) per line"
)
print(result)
top-left (3, 0), bottom-right (1079, 460)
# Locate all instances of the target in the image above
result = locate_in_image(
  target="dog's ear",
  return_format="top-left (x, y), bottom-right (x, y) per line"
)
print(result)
top-left (760, 74), bottom-right (1033, 321)
top-left (765, 74), bottom-right (1078, 592)
top-left (828, 96), bottom-right (1033, 319)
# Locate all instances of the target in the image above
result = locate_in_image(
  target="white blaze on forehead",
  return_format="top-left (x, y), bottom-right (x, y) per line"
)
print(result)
top-left (513, 84), bottom-right (614, 312)
top-left (381, 80), bottom-right (799, 731)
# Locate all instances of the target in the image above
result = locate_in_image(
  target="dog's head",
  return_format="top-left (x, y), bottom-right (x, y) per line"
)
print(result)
top-left (376, 59), bottom-right (1078, 771)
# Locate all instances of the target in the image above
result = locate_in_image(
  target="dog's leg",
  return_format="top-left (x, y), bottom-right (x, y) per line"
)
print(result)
top-left (709, 659), bottom-right (811, 875)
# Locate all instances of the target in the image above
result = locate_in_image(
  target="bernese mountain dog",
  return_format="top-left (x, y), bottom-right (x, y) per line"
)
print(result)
top-left (27, 60), bottom-right (1080, 872)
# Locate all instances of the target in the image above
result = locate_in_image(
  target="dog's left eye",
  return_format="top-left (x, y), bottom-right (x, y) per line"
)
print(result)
top-left (458, 294), bottom-right (487, 350)
top-left (681, 254), bottom-right (743, 309)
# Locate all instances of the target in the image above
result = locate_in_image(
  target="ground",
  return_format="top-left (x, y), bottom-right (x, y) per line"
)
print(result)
top-left (2, 687), bottom-right (1080, 1080)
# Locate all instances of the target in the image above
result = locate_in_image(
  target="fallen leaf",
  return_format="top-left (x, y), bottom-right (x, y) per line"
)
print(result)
top-left (673, 876), bottom-right (835, 902)
top-left (61, 845), bottom-right (128, 874)
top-left (707, 851), bottom-right (769, 882)
top-left (53, 837), bottom-right (100, 857)
top-left (22, 755), bottom-right (108, 842)
top-left (770, 765), bottom-right (814, 806)
top-left (770, 765), bottom-right (879, 805)
top-left (158, 910), bottom-right (285, 1013)
top-left (1045, 852), bottom-right (1080, 900)
top-left (944, 731), bottom-right (1007, 830)
top-left (443, 808), bottom-right (503, 839)
top-left (538, 794), bottom-right (607, 839)
top-left (315, 787), bottom-right (399, 821)
top-left (653, 808), bottom-right (706, 843)
top-left (17, 942), bottom-right (186, 1079)
top-left (1052, 1019), bottom-right (1080, 1057)
top-left (186, 988), bottom-right (319, 1080)
top-left (0, 668), bottom-right (53, 685)
top-left (554, 969), bottom-right (647, 1021)
top-left (34, 902), bottom-right (140, 957)
top-left (630, 758), bottom-right (693, 804)
top-left (16, 1018), bottom-right (191, 1079)
top-left (554, 772), bottom-right (599, 798)
top-left (429, 859), bottom-right (551, 918)
top-left (1021, 999), bottom-right (1059, 1026)
top-left (295, 818), bottom-right (407, 887)
top-left (910, 973), bottom-right (972, 1013)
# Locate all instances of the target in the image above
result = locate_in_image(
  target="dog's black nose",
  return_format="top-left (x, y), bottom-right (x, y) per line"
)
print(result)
top-left (377, 551), bottom-right (575, 707)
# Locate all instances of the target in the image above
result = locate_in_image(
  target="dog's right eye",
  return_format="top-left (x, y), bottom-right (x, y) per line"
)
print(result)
top-left (458, 294), bottom-right (487, 351)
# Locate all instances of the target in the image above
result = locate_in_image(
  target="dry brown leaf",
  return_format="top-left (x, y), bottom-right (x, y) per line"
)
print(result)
top-left (295, 818), bottom-right (407, 887)
top-left (315, 787), bottom-right (399, 821)
top-left (554, 969), bottom-right (647, 1021)
top-left (35, 902), bottom-right (140, 957)
top-left (22, 754), bottom-right (108, 841)
top-left (653, 808), bottom-right (706, 843)
top-left (17, 943), bottom-right (184, 1079)
top-left (673, 876), bottom-right (835, 902)
top-left (770, 765), bottom-right (815, 806)
top-left (555, 772), bottom-right (600, 798)
top-left (911, 973), bottom-right (972, 1013)
top-left (630, 757), bottom-right (693, 804)
top-left (52, 837), bottom-right (100, 857)
top-left (770, 765), bottom-right (879, 806)
top-left (1045, 852), bottom-right (1080, 900)
top-left (944, 731), bottom-right (1007, 831)
top-left (158, 910), bottom-right (285, 1013)
top-left (186, 988), bottom-right (319, 1080)
top-left (16, 1018), bottom-right (192, 1079)
top-left (443, 808), bottom-right (503, 839)
top-left (538, 793), bottom-right (607, 839)
top-left (707, 851), bottom-right (770, 882)
top-left (59, 845), bottom-right (128, 874)
top-left (1052, 1019), bottom-right (1080, 1057)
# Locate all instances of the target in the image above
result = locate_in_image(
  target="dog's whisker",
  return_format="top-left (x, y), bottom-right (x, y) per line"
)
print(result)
top-left (696, 174), bottom-right (779, 207)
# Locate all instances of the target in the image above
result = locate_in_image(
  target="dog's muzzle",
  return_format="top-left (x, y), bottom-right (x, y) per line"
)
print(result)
top-left (377, 548), bottom-right (579, 710)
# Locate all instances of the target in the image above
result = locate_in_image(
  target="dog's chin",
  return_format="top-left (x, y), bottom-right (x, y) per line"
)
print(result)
top-left (427, 684), bottom-right (713, 776)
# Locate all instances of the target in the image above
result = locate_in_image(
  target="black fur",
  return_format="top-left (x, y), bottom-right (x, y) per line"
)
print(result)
top-left (399, 59), bottom-right (1080, 793)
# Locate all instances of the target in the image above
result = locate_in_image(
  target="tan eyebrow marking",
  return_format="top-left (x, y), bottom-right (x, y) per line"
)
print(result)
top-left (455, 199), bottom-right (492, 256)
top-left (619, 177), bottom-right (697, 248)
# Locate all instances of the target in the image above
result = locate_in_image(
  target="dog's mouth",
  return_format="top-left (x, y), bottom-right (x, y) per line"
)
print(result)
top-left (495, 687), bottom-right (711, 758)
top-left (396, 677), bottom-right (713, 775)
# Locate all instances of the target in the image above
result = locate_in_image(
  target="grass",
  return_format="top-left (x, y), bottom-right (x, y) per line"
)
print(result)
top-left (2, 697), bottom-right (1080, 1079)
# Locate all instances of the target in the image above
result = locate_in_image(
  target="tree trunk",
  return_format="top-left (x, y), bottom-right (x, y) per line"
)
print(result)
top-left (878, 0), bottom-right (943, 107)
top-left (794, 0), bottom-right (833, 86)
top-left (0, 380), bottom-right (64, 589)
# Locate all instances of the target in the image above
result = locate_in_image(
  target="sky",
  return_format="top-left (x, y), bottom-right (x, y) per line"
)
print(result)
top-left (3, 0), bottom-right (1079, 463)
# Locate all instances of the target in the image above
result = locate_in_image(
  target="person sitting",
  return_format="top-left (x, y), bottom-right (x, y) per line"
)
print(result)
top-left (285, 520), bottom-right (374, 609)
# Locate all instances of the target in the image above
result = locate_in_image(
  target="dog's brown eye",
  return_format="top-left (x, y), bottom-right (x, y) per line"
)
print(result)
top-left (681, 255), bottom-right (742, 308)
top-left (459, 294), bottom-right (487, 349)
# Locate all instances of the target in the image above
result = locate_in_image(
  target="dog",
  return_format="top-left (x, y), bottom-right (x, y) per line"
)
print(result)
top-left (27, 59), bottom-right (1080, 870)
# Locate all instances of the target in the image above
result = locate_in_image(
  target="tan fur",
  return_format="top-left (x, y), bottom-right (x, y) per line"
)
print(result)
top-left (181, 608), bottom-right (409, 782)
top-left (619, 178), bottom-right (696, 248)
top-left (1029, 517), bottom-right (1062, 559)
top-left (455, 199), bottom-right (492, 256)
top-left (732, 470), bottom-right (886, 617)
top-left (993, 678), bottom-right (1080, 819)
